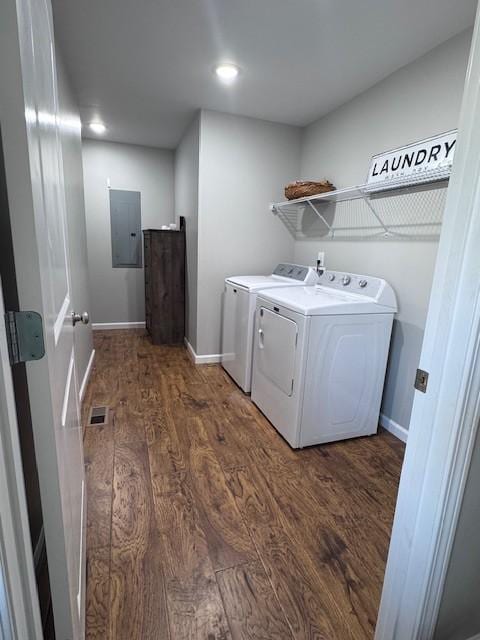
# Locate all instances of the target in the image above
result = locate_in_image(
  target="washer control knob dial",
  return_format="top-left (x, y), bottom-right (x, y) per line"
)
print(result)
top-left (342, 275), bottom-right (351, 286)
top-left (359, 279), bottom-right (368, 288)
top-left (328, 274), bottom-right (335, 281)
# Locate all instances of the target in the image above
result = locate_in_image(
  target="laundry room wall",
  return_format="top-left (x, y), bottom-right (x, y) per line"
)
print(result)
top-left (195, 109), bottom-right (299, 357)
top-left (82, 139), bottom-right (175, 326)
top-left (294, 28), bottom-right (472, 433)
top-left (56, 48), bottom-right (93, 390)
top-left (174, 113), bottom-right (201, 352)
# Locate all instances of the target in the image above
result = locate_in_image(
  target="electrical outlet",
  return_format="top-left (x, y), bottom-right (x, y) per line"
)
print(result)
top-left (317, 251), bottom-right (325, 267)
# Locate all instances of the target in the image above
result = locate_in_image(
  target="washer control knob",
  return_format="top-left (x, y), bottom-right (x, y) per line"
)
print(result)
top-left (359, 279), bottom-right (368, 288)
top-left (328, 274), bottom-right (335, 281)
top-left (342, 275), bottom-right (351, 286)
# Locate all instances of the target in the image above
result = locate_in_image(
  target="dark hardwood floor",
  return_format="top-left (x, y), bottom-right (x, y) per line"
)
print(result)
top-left (82, 330), bottom-right (405, 640)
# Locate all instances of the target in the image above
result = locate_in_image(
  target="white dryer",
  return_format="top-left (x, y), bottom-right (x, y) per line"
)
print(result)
top-left (251, 270), bottom-right (397, 448)
top-left (221, 263), bottom-right (318, 392)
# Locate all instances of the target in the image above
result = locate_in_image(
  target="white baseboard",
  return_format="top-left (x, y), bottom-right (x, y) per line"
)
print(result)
top-left (184, 337), bottom-right (196, 363)
top-left (184, 337), bottom-right (222, 364)
top-left (92, 321), bottom-right (146, 331)
top-left (79, 349), bottom-right (95, 402)
top-left (379, 412), bottom-right (409, 443)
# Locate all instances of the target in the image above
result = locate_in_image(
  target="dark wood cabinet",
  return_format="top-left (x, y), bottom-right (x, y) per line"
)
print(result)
top-left (143, 218), bottom-right (185, 344)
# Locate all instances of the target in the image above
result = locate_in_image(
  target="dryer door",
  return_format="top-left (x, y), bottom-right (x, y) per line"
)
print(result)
top-left (257, 307), bottom-right (297, 396)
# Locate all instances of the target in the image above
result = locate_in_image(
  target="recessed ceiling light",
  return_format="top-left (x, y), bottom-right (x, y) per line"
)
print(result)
top-left (88, 121), bottom-right (106, 134)
top-left (215, 63), bottom-right (240, 82)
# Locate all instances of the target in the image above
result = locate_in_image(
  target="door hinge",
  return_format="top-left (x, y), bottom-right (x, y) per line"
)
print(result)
top-left (5, 311), bottom-right (45, 365)
top-left (414, 368), bottom-right (429, 393)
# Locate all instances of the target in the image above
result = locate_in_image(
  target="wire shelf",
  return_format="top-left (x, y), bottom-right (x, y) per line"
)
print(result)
top-left (271, 169), bottom-right (450, 241)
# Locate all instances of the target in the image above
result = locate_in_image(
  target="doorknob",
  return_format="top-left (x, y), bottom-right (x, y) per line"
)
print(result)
top-left (71, 311), bottom-right (90, 326)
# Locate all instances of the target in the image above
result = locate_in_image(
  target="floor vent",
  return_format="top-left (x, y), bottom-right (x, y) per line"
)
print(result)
top-left (88, 406), bottom-right (109, 426)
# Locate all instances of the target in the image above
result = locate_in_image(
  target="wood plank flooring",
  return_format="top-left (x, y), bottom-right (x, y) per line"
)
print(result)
top-left (82, 330), bottom-right (405, 640)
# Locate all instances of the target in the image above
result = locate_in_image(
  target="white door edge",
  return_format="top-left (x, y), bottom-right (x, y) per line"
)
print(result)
top-left (0, 280), bottom-right (43, 639)
top-left (54, 293), bottom-right (70, 345)
top-left (376, 5), bottom-right (480, 638)
top-left (79, 349), bottom-right (95, 402)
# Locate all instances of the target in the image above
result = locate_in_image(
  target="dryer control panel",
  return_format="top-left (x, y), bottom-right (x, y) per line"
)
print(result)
top-left (316, 270), bottom-right (397, 309)
top-left (272, 263), bottom-right (318, 284)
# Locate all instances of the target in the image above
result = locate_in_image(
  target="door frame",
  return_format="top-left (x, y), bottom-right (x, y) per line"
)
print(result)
top-left (376, 4), bottom-right (480, 638)
top-left (0, 280), bottom-right (43, 639)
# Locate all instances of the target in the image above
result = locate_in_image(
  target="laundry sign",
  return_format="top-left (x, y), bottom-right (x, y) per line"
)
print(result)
top-left (366, 129), bottom-right (457, 187)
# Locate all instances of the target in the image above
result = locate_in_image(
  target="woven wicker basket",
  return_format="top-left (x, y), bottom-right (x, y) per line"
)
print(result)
top-left (284, 180), bottom-right (335, 200)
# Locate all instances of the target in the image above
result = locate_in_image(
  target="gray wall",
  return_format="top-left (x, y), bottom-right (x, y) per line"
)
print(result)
top-left (82, 139), bottom-right (174, 324)
top-left (56, 49), bottom-right (93, 385)
top-left (174, 114), bottom-right (200, 351)
top-left (196, 110), bottom-right (299, 356)
top-left (294, 29), bottom-right (471, 430)
top-left (435, 423), bottom-right (480, 640)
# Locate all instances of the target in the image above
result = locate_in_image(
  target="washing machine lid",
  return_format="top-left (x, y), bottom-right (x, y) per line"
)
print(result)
top-left (226, 264), bottom-right (318, 292)
top-left (257, 270), bottom-right (398, 315)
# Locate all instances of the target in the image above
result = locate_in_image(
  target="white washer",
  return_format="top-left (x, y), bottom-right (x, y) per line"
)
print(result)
top-left (221, 263), bottom-right (318, 392)
top-left (251, 270), bottom-right (397, 448)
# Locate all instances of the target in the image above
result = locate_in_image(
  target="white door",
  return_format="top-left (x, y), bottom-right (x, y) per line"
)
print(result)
top-left (0, 0), bottom-right (86, 638)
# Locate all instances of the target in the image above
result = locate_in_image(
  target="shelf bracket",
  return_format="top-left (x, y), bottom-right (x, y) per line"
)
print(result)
top-left (358, 189), bottom-right (392, 237)
top-left (305, 199), bottom-right (335, 238)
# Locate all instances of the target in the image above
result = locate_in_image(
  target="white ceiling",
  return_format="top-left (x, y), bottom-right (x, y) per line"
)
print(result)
top-left (52, 0), bottom-right (476, 149)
